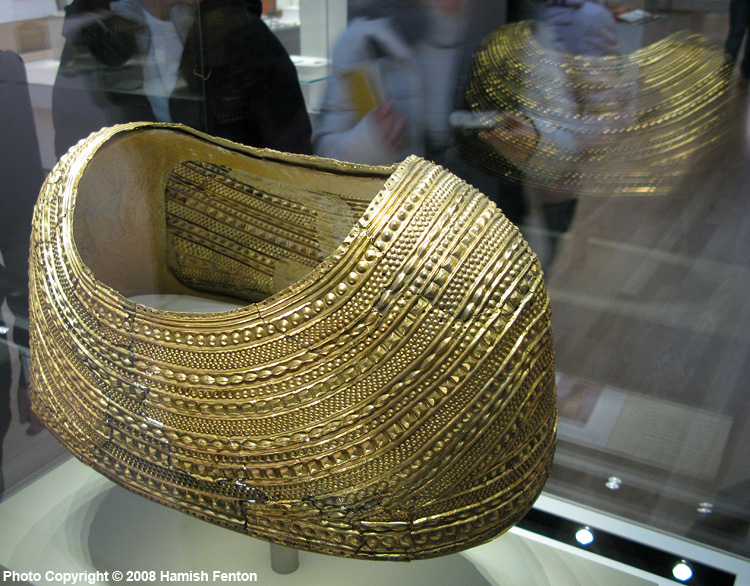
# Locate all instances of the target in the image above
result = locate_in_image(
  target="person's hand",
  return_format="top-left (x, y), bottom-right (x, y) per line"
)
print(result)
top-left (374, 100), bottom-right (408, 152)
top-left (479, 112), bottom-right (539, 163)
top-left (17, 385), bottom-right (44, 435)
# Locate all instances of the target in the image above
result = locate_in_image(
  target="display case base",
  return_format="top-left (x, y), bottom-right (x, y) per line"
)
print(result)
top-left (0, 457), bottom-right (660, 586)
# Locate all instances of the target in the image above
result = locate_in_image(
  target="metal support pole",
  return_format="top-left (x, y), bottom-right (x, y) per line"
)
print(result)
top-left (270, 543), bottom-right (299, 574)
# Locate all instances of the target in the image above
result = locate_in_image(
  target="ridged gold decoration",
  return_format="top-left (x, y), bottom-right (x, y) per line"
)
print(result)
top-left (29, 123), bottom-right (556, 560)
top-left (457, 22), bottom-right (736, 196)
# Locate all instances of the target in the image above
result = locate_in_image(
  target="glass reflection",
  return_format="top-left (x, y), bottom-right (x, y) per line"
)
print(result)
top-left (51, 0), bottom-right (313, 156)
top-left (314, 0), bottom-right (528, 223)
top-left (0, 48), bottom-right (47, 501)
top-left (315, 0), bottom-right (749, 561)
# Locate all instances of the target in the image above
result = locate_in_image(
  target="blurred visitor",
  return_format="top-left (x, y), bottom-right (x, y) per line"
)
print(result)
top-left (473, 0), bottom-right (621, 267)
top-left (0, 50), bottom-right (46, 500)
top-left (313, 0), bottom-right (528, 224)
top-left (52, 0), bottom-right (312, 158)
top-left (537, 0), bottom-right (619, 56)
top-left (725, 0), bottom-right (750, 77)
top-left (531, 0), bottom-right (620, 265)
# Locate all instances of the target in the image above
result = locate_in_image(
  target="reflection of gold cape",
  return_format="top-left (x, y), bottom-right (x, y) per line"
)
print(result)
top-left (29, 123), bottom-right (556, 560)
top-left (458, 22), bottom-right (734, 196)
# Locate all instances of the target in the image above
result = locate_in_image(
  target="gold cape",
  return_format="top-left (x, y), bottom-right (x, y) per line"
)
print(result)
top-left (29, 123), bottom-right (556, 560)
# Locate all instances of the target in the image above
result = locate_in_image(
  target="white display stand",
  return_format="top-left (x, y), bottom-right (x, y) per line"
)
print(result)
top-left (0, 457), bottom-right (657, 586)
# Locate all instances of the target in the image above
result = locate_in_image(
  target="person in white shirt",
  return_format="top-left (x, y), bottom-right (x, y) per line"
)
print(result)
top-left (313, 0), bottom-right (529, 224)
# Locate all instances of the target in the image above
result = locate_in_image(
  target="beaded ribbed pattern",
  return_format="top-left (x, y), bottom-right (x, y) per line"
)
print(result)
top-left (29, 123), bottom-right (556, 560)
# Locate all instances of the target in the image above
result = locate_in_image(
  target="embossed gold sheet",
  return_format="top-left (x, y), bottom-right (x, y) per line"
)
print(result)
top-left (29, 123), bottom-right (556, 560)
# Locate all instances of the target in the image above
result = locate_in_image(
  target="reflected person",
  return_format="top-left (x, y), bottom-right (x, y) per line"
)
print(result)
top-left (313, 0), bottom-right (528, 224)
top-left (477, 0), bottom-right (621, 267)
top-left (725, 0), bottom-right (750, 77)
top-left (52, 0), bottom-right (312, 158)
top-left (0, 50), bottom-right (46, 500)
top-left (531, 0), bottom-right (620, 264)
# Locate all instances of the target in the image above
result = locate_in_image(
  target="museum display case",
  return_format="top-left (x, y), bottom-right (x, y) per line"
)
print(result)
top-left (1, 0), bottom-right (750, 584)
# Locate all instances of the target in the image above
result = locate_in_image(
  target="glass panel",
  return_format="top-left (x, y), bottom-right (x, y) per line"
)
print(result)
top-left (537, 14), bottom-right (750, 561)
top-left (310, 0), bottom-right (750, 562)
top-left (1, 0), bottom-right (68, 500)
top-left (1, 0), bottom-right (748, 570)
